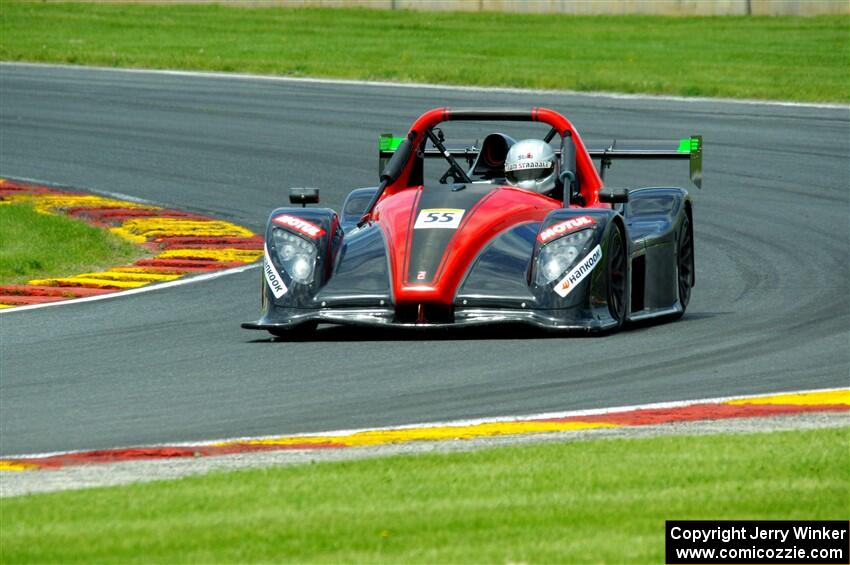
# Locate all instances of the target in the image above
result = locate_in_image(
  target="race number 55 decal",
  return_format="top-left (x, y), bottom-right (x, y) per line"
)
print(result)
top-left (414, 208), bottom-right (465, 229)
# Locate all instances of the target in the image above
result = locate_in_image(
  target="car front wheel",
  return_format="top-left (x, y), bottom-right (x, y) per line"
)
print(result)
top-left (606, 222), bottom-right (627, 329)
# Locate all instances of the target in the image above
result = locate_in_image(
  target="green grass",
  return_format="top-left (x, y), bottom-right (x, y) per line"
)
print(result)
top-left (2, 428), bottom-right (848, 563)
top-left (0, 3), bottom-right (848, 102)
top-left (0, 203), bottom-right (147, 284)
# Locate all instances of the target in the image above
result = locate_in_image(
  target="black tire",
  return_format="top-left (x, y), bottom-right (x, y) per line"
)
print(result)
top-left (268, 321), bottom-right (319, 340)
top-left (606, 222), bottom-right (628, 328)
top-left (677, 213), bottom-right (695, 313)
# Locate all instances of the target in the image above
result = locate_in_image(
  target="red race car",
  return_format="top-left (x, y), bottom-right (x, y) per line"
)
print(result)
top-left (243, 107), bottom-right (702, 337)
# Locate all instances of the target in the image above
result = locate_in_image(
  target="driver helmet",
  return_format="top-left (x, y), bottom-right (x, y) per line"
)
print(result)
top-left (504, 139), bottom-right (557, 194)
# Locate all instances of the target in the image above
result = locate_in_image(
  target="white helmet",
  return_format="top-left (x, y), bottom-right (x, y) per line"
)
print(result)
top-left (504, 139), bottom-right (557, 194)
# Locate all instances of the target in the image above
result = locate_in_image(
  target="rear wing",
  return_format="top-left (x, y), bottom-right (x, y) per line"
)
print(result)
top-left (379, 134), bottom-right (703, 189)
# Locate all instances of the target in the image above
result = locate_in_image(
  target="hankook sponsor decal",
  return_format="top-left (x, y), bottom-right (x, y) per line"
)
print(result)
top-left (554, 244), bottom-right (602, 298)
top-left (263, 244), bottom-right (287, 299)
top-left (272, 214), bottom-right (326, 239)
top-left (413, 208), bottom-right (465, 229)
top-left (538, 215), bottom-right (596, 243)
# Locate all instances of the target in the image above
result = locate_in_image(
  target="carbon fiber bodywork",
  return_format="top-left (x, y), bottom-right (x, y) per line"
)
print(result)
top-left (242, 107), bottom-right (698, 335)
top-left (241, 184), bottom-right (692, 333)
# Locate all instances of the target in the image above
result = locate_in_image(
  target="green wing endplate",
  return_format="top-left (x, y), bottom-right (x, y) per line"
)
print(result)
top-left (378, 134), bottom-right (406, 175)
top-left (677, 136), bottom-right (701, 154)
top-left (379, 134), bottom-right (406, 153)
top-left (684, 135), bottom-right (703, 189)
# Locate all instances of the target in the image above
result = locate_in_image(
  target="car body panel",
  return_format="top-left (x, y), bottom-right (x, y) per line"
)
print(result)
top-left (243, 108), bottom-right (699, 334)
top-left (376, 183), bottom-right (560, 305)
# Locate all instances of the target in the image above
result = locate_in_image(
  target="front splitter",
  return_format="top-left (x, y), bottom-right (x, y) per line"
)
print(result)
top-left (242, 306), bottom-right (619, 332)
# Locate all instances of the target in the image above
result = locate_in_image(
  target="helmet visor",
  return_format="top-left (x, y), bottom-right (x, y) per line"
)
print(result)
top-left (506, 163), bottom-right (554, 185)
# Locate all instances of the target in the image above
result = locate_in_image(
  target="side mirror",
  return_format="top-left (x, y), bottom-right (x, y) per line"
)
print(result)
top-left (289, 187), bottom-right (320, 207)
top-left (599, 189), bottom-right (629, 204)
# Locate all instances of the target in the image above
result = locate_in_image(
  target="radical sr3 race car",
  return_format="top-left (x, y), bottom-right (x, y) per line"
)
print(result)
top-left (242, 108), bottom-right (702, 336)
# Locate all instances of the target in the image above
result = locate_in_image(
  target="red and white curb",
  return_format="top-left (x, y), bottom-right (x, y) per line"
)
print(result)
top-left (0, 178), bottom-right (262, 311)
top-left (2, 387), bottom-right (847, 472)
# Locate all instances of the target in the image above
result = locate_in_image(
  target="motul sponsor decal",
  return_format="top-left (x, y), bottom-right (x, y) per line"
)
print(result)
top-left (272, 214), bottom-right (325, 239)
top-left (538, 215), bottom-right (596, 243)
top-left (554, 244), bottom-right (602, 298)
top-left (263, 244), bottom-right (287, 299)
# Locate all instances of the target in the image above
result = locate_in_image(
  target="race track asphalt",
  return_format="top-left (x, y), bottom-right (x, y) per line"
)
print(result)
top-left (1, 64), bottom-right (848, 456)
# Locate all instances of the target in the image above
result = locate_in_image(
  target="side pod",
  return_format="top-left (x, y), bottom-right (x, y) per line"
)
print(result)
top-left (624, 187), bottom-right (692, 320)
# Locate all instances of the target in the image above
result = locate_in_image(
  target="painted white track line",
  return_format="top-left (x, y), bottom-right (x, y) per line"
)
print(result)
top-left (0, 263), bottom-right (260, 315)
top-left (7, 386), bottom-right (847, 460)
top-left (2, 61), bottom-right (847, 110)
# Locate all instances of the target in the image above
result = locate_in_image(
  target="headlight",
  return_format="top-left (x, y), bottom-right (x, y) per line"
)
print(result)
top-left (535, 228), bottom-right (594, 285)
top-left (271, 228), bottom-right (317, 284)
